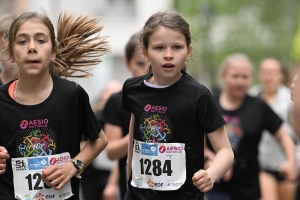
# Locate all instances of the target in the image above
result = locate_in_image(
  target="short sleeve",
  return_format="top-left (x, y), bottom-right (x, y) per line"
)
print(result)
top-left (197, 88), bottom-right (225, 133)
top-left (77, 85), bottom-right (102, 141)
top-left (103, 93), bottom-right (122, 126)
top-left (122, 80), bottom-right (131, 113)
top-left (263, 102), bottom-right (283, 134)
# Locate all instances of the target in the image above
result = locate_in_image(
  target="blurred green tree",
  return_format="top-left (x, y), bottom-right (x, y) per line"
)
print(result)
top-left (173, 0), bottom-right (300, 88)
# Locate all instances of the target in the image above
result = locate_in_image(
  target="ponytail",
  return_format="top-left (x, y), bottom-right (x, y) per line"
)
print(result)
top-left (51, 12), bottom-right (109, 77)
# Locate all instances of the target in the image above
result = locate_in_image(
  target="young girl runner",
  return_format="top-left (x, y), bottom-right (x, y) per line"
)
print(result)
top-left (250, 58), bottom-right (298, 200)
top-left (0, 11), bottom-right (109, 200)
top-left (122, 11), bottom-right (234, 200)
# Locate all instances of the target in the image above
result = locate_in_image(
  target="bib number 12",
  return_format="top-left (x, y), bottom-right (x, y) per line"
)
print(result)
top-left (25, 173), bottom-right (52, 190)
top-left (139, 158), bottom-right (173, 176)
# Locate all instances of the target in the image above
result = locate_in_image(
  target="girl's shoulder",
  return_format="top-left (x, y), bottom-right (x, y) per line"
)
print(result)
top-left (277, 84), bottom-right (291, 96)
top-left (244, 94), bottom-right (269, 108)
top-left (0, 80), bottom-right (14, 98)
top-left (182, 72), bottom-right (212, 95)
top-left (52, 76), bottom-right (85, 97)
top-left (0, 81), bottom-right (10, 91)
top-left (123, 74), bottom-right (150, 90)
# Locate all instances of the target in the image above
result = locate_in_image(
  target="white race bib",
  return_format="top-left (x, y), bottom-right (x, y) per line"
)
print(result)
top-left (131, 140), bottom-right (186, 191)
top-left (12, 152), bottom-right (73, 200)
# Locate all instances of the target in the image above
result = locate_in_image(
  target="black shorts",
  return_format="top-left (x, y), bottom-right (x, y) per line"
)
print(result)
top-left (263, 170), bottom-right (285, 182)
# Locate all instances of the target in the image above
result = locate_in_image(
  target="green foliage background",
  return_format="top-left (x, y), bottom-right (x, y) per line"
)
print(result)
top-left (173, 0), bottom-right (300, 88)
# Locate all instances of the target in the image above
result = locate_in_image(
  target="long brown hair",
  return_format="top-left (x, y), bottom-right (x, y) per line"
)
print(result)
top-left (5, 11), bottom-right (109, 78)
top-left (125, 33), bottom-right (139, 61)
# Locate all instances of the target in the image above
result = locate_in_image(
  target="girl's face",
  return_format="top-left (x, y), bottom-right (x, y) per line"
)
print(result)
top-left (259, 59), bottom-right (283, 91)
top-left (143, 26), bottom-right (192, 85)
top-left (126, 50), bottom-right (148, 77)
top-left (12, 19), bottom-right (55, 77)
top-left (222, 60), bottom-right (252, 98)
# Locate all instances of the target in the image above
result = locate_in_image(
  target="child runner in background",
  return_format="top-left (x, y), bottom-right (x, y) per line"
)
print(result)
top-left (81, 79), bottom-right (122, 200)
top-left (122, 11), bottom-right (234, 200)
top-left (205, 53), bottom-right (298, 200)
top-left (0, 11), bottom-right (109, 200)
top-left (250, 58), bottom-right (298, 200)
top-left (102, 33), bottom-right (148, 200)
top-left (0, 13), bottom-right (18, 84)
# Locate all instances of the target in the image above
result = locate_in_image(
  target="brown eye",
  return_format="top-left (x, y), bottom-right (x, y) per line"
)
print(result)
top-left (37, 39), bottom-right (45, 44)
top-left (18, 40), bottom-right (26, 45)
top-left (155, 46), bottom-right (164, 50)
top-left (173, 45), bottom-right (182, 50)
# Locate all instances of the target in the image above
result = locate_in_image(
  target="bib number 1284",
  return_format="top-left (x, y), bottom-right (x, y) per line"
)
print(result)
top-left (139, 158), bottom-right (172, 176)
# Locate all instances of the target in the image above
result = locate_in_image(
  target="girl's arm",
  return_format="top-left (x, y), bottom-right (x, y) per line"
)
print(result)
top-left (41, 130), bottom-right (108, 190)
top-left (103, 162), bottom-right (120, 200)
top-left (105, 123), bottom-right (129, 160)
top-left (291, 70), bottom-right (300, 137)
top-left (274, 125), bottom-right (298, 180)
top-left (192, 126), bottom-right (234, 192)
top-left (75, 129), bottom-right (108, 167)
top-left (126, 114), bottom-right (135, 180)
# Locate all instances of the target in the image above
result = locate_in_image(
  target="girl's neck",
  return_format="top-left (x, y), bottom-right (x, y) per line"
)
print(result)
top-left (148, 72), bottom-right (182, 86)
top-left (261, 86), bottom-right (277, 104)
top-left (15, 73), bottom-right (53, 105)
top-left (18, 74), bottom-right (49, 89)
top-left (220, 90), bottom-right (245, 111)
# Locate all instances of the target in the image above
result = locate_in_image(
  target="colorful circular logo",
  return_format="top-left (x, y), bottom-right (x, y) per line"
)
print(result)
top-left (49, 158), bottom-right (56, 165)
top-left (20, 120), bottom-right (28, 129)
top-left (139, 112), bottom-right (173, 143)
top-left (159, 146), bottom-right (166, 153)
top-left (144, 104), bottom-right (151, 112)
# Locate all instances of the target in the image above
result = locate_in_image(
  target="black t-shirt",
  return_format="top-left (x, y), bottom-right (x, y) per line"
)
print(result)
top-left (0, 76), bottom-right (101, 200)
top-left (122, 71), bottom-right (225, 200)
top-left (94, 109), bottom-right (105, 128)
top-left (209, 92), bottom-right (283, 200)
top-left (102, 91), bottom-right (131, 199)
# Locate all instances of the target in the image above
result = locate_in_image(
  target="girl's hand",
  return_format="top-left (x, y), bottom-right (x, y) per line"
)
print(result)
top-left (192, 169), bottom-right (214, 192)
top-left (0, 146), bottom-right (10, 174)
top-left (279, 161), bottom-right (298, 181)
top-left (103, 183), bottom-right (118, 200)
top-left (41, 161), bottom-right (78, 190)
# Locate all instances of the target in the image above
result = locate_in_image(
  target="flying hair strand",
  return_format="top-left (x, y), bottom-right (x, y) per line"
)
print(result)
top-left (52, 11), bottom-right (110, 77)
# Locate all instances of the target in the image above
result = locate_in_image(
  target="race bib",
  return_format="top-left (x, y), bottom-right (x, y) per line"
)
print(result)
top-left (131, 140), bottom-right (186, 191)
top-left (12, 152), bottom-right (73, 200)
